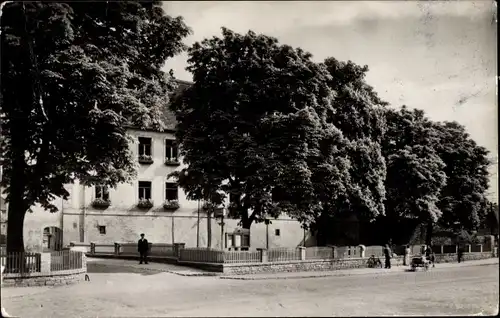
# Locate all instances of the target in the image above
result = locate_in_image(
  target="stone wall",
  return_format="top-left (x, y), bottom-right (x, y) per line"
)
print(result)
top-left (434, 252), bottom-right (494, 263)
top-left (2, 268), bottom-right (86, 287)
top-left (222, 256), bottom-right (406, 275)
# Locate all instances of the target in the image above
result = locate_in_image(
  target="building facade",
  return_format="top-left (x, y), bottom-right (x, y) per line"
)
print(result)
top-left (2, 80), bottom-right (313, 252)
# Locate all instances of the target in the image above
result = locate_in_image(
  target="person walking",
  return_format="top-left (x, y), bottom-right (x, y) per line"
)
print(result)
top-left (384, 244), bottom-right (392, 269)
top-left (403, 244), bottom-right (411, 266)
top-left (138, 233), bottom-right (149, 264)
top-left (424, 245), bottom-right (435, 267)
top-left (457, 245), bottom-right (464, 263)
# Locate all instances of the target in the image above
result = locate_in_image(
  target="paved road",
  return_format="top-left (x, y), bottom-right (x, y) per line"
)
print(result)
top-left (2, 260), bottom-right (498, 317)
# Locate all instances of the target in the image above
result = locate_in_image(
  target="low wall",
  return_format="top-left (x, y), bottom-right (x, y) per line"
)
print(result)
top-left (2, 268), bottom-right (86, 287)
top-left (2, 251), bottom-right (87, 288)
top-left (222, 256), bottom-right (405, 275)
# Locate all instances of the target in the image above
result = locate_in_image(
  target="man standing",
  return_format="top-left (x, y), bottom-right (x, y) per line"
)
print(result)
top-left (138, 233), bottom-right (149, 264)
top-left (457, 245), bottom-right (464, 263)
top-left (384, 243), bottom-right (392, 269)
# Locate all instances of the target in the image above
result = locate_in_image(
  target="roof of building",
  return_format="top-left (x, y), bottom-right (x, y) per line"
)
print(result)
top-left (160, 79), bottom-right (192, 131)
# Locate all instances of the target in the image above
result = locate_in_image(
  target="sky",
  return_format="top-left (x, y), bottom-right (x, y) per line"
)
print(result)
top-left (162, 1), bottom-right (498, 201)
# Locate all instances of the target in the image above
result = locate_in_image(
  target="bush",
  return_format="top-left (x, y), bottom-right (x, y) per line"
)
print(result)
top-left (163, 200), bottom-right (180, 210)
top-left (137, 198), bottom-right (154, 209)
top-left (138, 154), bottom-right (154, 164)
top-left (91, 198), bottom-right (111, 209)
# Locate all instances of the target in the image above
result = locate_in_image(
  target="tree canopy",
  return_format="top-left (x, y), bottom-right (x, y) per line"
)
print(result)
top-left (172, 29), bottom-right (389, 232)
top-left (303, 58), bottom-right (388, 243)
top-left (170, 28), bottom-right (334, 229)
top-left (0, 1), bottom-right (190, 252)
top-left (433, 121), bottom-right (490, 231)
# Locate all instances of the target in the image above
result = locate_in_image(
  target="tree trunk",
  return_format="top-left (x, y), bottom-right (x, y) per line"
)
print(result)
top-left (207, 209), bottom-right (212, 248)
top-left (5, 182), bottom-right (28, 272)
top-left (425, 221), bottom-right (433, 246)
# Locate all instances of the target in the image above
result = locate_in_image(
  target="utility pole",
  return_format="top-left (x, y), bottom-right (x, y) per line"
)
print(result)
top-left (265, 219), bottom-right (270, 249)
top-left (196, 200), bottom-right (200, 248)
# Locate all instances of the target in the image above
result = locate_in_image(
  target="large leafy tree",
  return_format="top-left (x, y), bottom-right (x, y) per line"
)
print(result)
top-left (0, 1), bottom-right (190, 253)
top-left (304, 58), bottom-right (387, 244)
top-left (433, 121), bottom-right (490, 232)
top-left (382, 106), bottom-right (447, 245)
top-left (170, 28), bottom-right (334, 230)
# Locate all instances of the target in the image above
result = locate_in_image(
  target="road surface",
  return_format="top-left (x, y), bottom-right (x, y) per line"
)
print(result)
top-left (1, 259), bottom-right (498, 317)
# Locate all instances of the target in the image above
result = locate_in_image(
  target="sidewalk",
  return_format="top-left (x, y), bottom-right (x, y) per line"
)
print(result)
top-left (219, 258), bottom-right (499, 280)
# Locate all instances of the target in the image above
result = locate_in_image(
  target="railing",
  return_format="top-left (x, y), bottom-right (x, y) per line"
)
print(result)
top-left (224, 250), bottom-right (261, 264)
top-left (306, 246), bottom-right (334, 260)
top-left (268, 247), bottom-right (301, 262)
top-left (0, 252), bottom-right (41, 274)
top-left (179, 248), bottom-right (225, 263)
top-left (50, 251), bottom-right (83, 271)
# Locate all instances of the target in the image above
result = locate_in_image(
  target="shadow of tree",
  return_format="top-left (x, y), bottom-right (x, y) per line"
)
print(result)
top-left (86, 263), bottom-right (161, 276)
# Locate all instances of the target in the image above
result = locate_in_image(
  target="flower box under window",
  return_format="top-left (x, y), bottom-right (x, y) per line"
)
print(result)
top-left (137, 198), bottom-right (154, 209)
top-left (138, 154), bottom-right (154, 164)
top-left (164, 158), bottom-right (180, 166)
top-left (163, 200), bottom-right (180, 211)
top-left (91, 198), bottom-right (111, 209)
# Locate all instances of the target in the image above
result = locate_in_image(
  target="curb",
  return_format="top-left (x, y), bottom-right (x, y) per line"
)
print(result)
top-left (219, 260), bottom-right (499, 281)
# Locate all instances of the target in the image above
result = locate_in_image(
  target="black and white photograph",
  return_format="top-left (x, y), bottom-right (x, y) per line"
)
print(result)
top-left (0, 1), bottom-right (498, 317)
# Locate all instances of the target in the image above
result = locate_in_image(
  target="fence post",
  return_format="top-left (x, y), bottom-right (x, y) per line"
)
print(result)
top-left (114, 243), bottom-right (120, 256)
top-left (82, 252), bottom-right (87, 270)
top-left (257, 248), bottom-right (268, 263)
top-left (174, 243), bottom-right (185, 258)
top-left (90, 242), bottom-right (95, 255)
top-left (299, 246), bottom-right (306, 261)
top-left (330, 246), bottom-right (336, 259)
top-left (358, 245), bottom-right (366, 258)
top-left (479, 244), bottom-right (483, 253)
top-left (40, 253), bottom-right (51, 274)
top-left (466, 244), bottom-right (471, 253)
top-left (440, 245), bottom-right (444, 254)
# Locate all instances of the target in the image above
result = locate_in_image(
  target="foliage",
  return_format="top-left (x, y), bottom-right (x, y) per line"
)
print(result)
top-left (138, 154), bottom-right (154, 164)
top-left (432, 122), bottom-right (491, 231)
top-left (304, 58), bottom-right (387, 239)
top-left (170, 28), bottom-right (333, 229)
top-left (0, 1), bottom-right (190, 252)
top-left (137, 198), bottom-right (154, 209)
top-left (163, 199), bottom-right (179, 210)
top-left (91, 198), bottom-right (111, 209)
top-left (381, 107), bottom-right (447, 226)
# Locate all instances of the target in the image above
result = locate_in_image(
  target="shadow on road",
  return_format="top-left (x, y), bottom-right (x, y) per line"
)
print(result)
top-left (86, 263), bottom-right (160, 276)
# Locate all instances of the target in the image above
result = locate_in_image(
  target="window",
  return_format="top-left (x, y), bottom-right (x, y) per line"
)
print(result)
top-left (165, 182), bottom-right (178, 201)
top-left (275, 229), bottom-right (281, 236)
top-left (165, 139), bottom-right (178, 161)
top-left (138, 181), bottom-right (152, 200)
top-left (138, 137), bottom-right (152, 156)
top-left (95, 185), bottom-right (109, 201)
top-left (99, 226), bottom-right (106, 235)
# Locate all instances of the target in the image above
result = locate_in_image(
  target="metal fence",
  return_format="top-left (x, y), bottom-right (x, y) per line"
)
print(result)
top-left (0, 252), bottom-right (41, 273)
top-left (50, 251), bottom-right (83, 271)
top-left (305, 246), bottom-right (334, 260)
top-left (224, 250), bottom-right (261, 264)
top-left (179, 248), bottom-right (225, 263)
top-left (268, 247), bottom-right (301, 262)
